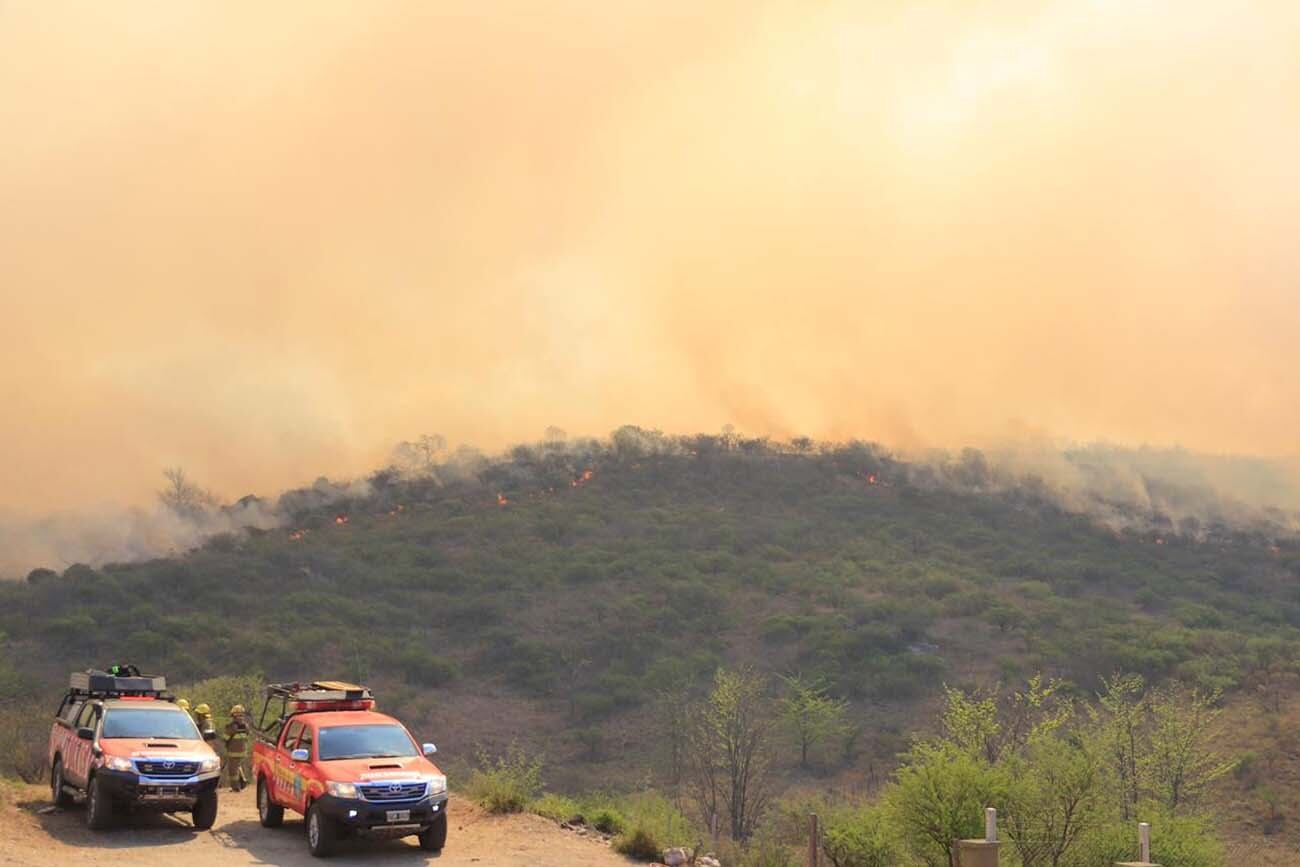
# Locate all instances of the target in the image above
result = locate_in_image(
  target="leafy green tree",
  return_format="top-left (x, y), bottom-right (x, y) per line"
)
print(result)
top-left (1146, 683), bottom-right (1234, 813)
top-left (1089, 673), bottom-right (1146, 821)
top-left (686, 667), bottom-right (775, 841)
top-left (886, 742), bottom-right (1008, 867)
top-left (941, 675), bottom-right (1069, 764)
top-left (779, 674), bottom-right (850, 769)
top-left (1088, 674), bottom-right (1234, 819)
top-left (1002, 733), bottom-right (1102, 867)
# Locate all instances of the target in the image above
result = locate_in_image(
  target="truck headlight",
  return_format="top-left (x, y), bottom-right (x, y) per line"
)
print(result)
top-left (326, 781), bottom-right (359, 799)
top-left (426, 774), bottom-right (447, 795)
top-left (104, 756), bottom-right (134, 772)
top-left (199, 757), bottom-right (220, 773)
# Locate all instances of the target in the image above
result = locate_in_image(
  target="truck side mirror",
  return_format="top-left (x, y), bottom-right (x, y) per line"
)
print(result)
top-left (202, 728), bottom-right (218, 741)
top-left (422, 743), bottom-right (437, 756)
top-left (290, 748), bottom-right (310, 763)
top-left (77, 727), bottom-right (94, 741)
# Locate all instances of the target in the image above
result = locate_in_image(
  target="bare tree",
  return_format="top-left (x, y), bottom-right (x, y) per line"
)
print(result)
top-left (392, 434), bottom-right (447, 480)
top-left (158, 467), bottom-right (216, 519)
top-left (685, 668), bottom-right (775, 841)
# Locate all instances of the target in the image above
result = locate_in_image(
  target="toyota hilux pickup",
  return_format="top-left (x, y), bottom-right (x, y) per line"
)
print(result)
top-left (48, 669), bottom-right (221, 830)
top-left (251, 681), bottom-right (448, 857)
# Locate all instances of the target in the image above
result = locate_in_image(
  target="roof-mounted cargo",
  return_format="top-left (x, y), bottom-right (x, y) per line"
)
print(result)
top-left (68, 668), bottom-right (168, 698)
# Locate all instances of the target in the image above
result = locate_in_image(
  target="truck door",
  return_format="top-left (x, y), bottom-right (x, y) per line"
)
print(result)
top-left (294, 722), bottom-right (324, 807)
top-left (49, 698), bottom-right (82, 770)
top-left (66, 703), bottom-right (100, 785)
top-left (273, 720), bottom-right (308, 813)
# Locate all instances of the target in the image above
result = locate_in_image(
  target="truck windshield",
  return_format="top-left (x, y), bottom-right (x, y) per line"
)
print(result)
top-left (317, 725), bottom-right (418, 760)
top-left (102, 708), bottom-right (200, 740)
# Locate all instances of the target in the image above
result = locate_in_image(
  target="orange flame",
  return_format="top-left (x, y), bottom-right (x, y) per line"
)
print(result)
top-left (334, 514), bottom-right (349, 525)
top-left (497, 493), bottom-right (509, 506)
top-left (570, 468), bottom-right (595, 488)
top-left (289, 529), bottom-right (307, 541)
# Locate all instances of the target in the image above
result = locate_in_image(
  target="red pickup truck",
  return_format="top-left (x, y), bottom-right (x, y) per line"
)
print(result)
top-left (251, 681), bottom-right (448, 857)
top-left (48, 669), bottom-right (221, 830)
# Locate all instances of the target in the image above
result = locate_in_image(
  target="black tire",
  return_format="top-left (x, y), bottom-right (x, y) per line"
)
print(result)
top-left (50, 757), bottom-right (74, 808)
top-left (418, 812), bottom-right (448, 852)
top-left (257, 778), bottom-right (284, 828)
top-left (85, 775), bottom-right (113, 831)
top-left (306, 801), bottom-right (338, 857)
top-left (192, 789), bottom-right (218, 830)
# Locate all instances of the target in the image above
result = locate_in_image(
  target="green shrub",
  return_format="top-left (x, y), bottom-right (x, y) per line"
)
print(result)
top-left (465, 744), bottom-right (543, 813)
top-left (590, 806), bottom-right (627, 835)
top-left (613, 827), bottom-right (660, 860)
top-left (821, 805), bottom-right (899, 867)
top-left (173, 673), bottom-right (263, 732)
top-left (530, 792), bottom-right (580, 823)
top-left (0, 701), bottom-right (50, 783)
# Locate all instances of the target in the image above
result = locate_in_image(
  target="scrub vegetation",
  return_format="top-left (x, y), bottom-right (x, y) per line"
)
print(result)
top-left (1, 428), bottom-right (1297, 861)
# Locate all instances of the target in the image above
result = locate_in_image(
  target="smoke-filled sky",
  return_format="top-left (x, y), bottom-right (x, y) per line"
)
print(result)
top-left (3, 0), bottom-right (1299, 512)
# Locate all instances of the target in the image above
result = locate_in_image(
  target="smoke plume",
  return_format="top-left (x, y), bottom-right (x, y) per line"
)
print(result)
top-left (2, 2), bottom-right (1298, 535)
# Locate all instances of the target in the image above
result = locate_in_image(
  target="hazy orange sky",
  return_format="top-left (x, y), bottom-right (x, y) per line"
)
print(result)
top-left (2, 0), bottom-right (1299, 511)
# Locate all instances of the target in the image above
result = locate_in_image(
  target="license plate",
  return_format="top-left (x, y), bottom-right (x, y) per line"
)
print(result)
top-left (386, 810), bottom-right (411, 823)
top-left (160, 786), bottom-right (179, 797)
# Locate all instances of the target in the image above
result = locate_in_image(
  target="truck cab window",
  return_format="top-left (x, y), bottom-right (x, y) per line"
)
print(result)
top-left (60, 700), bottom-right (83, 725)
top-left (74, 702), bottom-right (98, 730)
top-left (281, 720), bottom-right (303, 751)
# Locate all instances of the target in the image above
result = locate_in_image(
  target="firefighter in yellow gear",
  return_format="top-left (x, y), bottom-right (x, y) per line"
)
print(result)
top-left (193, 703), bottom-right (217, 740)
top-left (177, 698), bottom-right (191, 714)
top-left (223, 704), bottom-right (252, 791)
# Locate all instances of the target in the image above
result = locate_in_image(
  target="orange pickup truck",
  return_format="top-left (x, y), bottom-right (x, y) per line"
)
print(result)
top-left (251, 681), bottom-right (448, 857)
top-left (48, 669), bottom-right (221, 830)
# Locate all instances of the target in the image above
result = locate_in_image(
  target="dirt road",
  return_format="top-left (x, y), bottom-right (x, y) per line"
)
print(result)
top-left (1, 784), bottom-right (638, 866)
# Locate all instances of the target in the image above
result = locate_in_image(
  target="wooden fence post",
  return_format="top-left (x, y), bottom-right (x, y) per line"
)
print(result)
top-left (807, 813), bottom-right (819, 867)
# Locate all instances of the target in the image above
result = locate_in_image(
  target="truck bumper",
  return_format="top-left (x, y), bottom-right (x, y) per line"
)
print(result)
top-left (314, 792), bottom-right (449, 835)
top-left (96, 768), bottom-right (220, 810)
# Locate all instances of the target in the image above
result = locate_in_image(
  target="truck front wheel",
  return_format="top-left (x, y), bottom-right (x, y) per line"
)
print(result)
top-left (257, 778), bottom-right (284, 828)
top-left (418, 812), bottom-right (447, 852)
top-left (192, 789), bottom-right (218, 830)
top-left (306, 802), bottom-right (338, 857)
top-left (85, 776), bottom-right (113, 830)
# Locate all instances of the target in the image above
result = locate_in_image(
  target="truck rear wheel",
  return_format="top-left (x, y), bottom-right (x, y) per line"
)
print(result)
top-left (257, 778), bottom-right (284, 828)
top-left (50, 757), bottom-right (74, 808)
top-left (418, 812), bottom-right (447, 852)
top-left (192, 789), bottom-right (218, 830)
top-left (85, 776), bottom-right (113, 830)
top-left (306, 802), bottom-right (338, 857)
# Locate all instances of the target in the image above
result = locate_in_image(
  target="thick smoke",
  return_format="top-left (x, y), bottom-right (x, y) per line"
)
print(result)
top-left (2, 1), bottom-right (1300, 515)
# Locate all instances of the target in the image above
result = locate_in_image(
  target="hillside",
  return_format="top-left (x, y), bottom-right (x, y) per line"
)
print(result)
top-left (2, 431), bottom-right (1298, 849)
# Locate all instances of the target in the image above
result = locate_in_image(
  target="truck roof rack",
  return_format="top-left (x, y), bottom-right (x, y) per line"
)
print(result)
top-left (67, 669), bottom-right (170, 699)
top-left (255, 681), bottom-right (376, 734)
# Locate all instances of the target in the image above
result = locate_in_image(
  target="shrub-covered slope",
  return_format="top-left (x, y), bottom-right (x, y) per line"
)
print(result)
top-left (2, 435), bottom-right (1298, 799)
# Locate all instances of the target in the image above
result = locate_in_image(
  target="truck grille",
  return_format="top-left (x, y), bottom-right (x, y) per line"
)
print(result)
top-left (135, 760), bottom-right (199, 777)
top-left (359, 782), bottom-right (427, 802)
